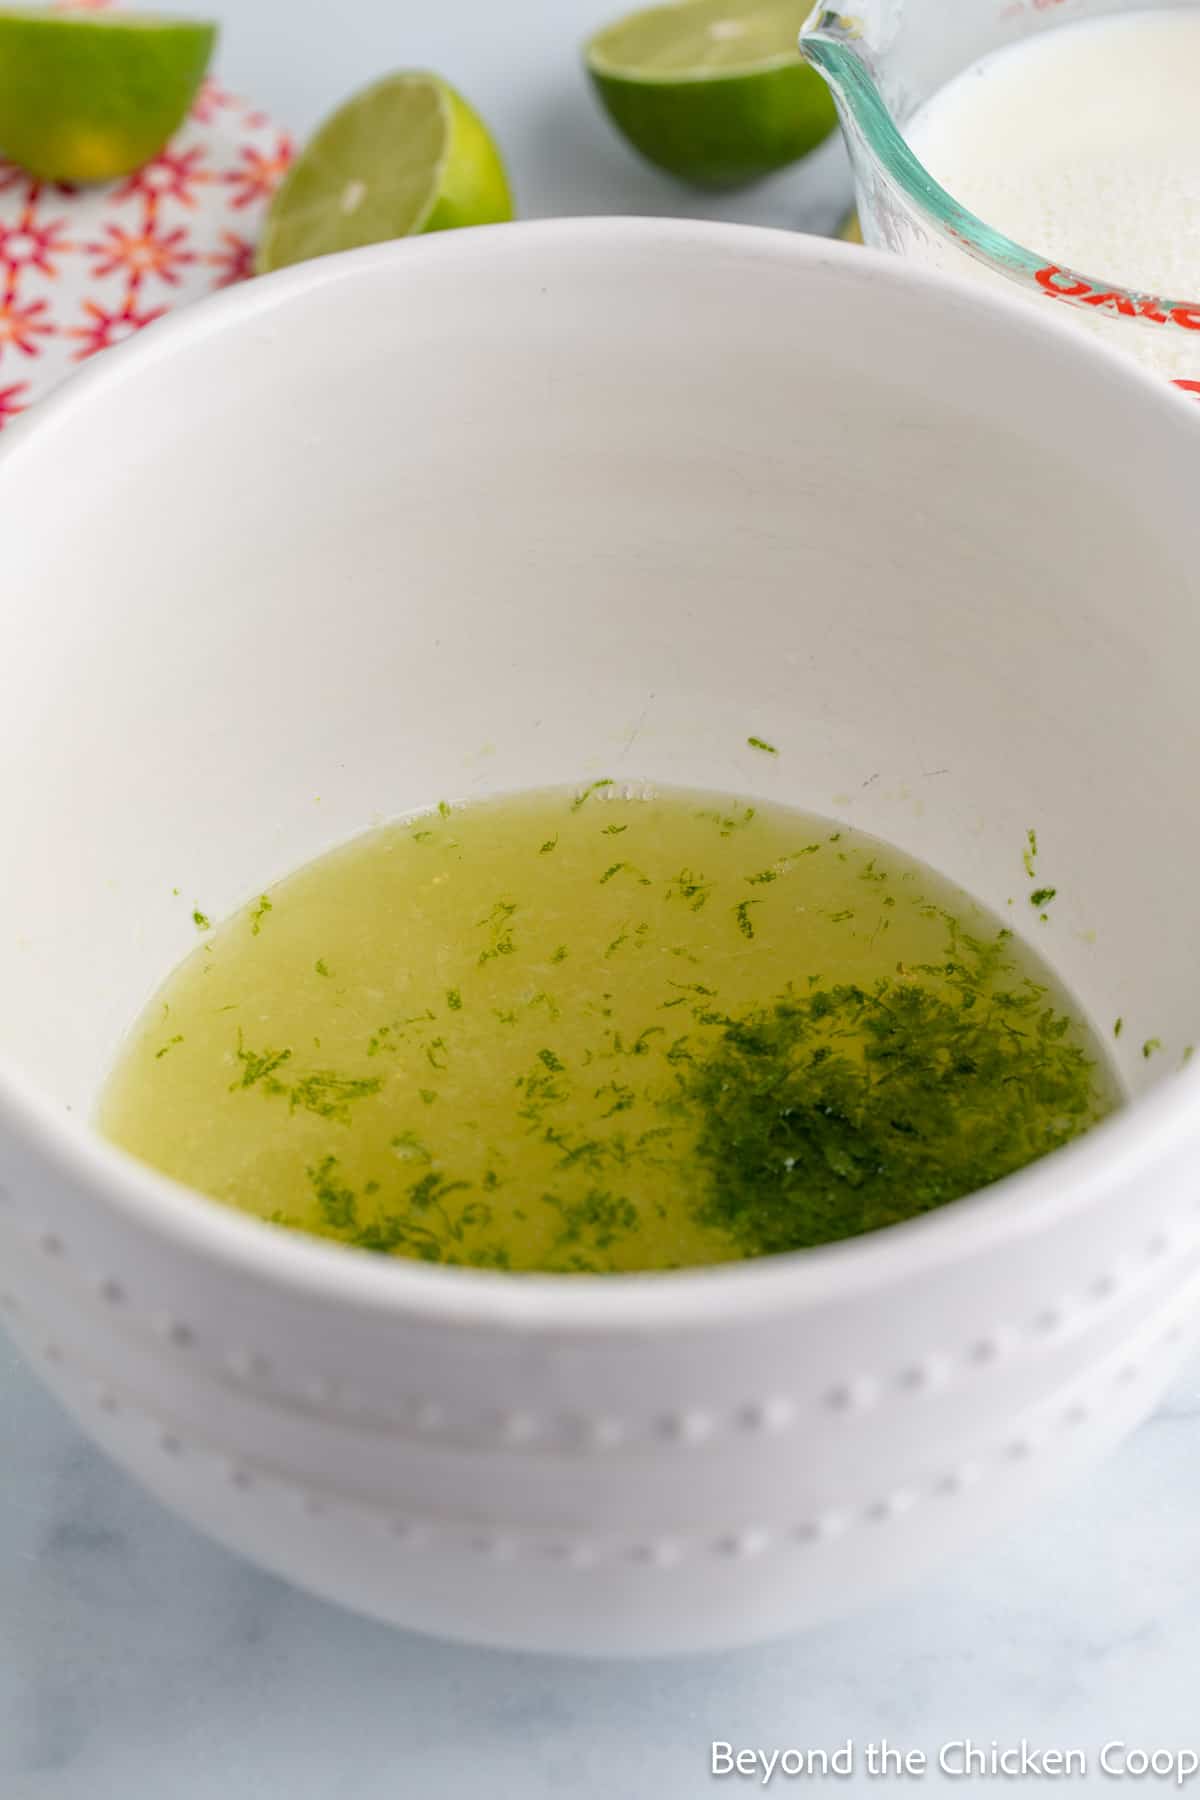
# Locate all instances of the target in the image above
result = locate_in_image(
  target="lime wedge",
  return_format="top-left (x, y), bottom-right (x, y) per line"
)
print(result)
top-left (256, 72), bottom-right (514, 275)
top-left (0, 8), bottom-right (216, 184)
top-left (585, 0), bottom-right (836, 189)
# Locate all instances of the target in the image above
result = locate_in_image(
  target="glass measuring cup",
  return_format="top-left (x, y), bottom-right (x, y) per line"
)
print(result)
top-left (798, 0), bottom-right (1200, 393)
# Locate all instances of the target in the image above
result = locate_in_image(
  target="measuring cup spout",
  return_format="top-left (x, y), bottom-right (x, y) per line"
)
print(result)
top-left (797, 8), bottom-right (872, 120)
top-left (796, 5), bottom-right (920, 245)
top-left (798, 0), bottom-right (1200, 391)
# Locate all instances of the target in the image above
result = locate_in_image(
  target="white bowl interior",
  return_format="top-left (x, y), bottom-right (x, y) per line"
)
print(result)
top-left (2, 223), bottom-right (1198, 1130)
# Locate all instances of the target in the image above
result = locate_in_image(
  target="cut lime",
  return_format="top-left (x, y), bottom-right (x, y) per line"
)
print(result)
top-left (585, 0), bottom-right (837, 189)
top-left (256, 72), bottom-right (514, 275)
top-left (0, 8), bottom-right (216, 184)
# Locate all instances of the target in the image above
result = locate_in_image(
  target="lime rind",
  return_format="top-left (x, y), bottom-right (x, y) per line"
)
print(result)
top-left (256, 71), bottom-right (512, 275)
top-left (584, 0), bottom-right (837, 187)
top-left (585, 0), bottom-right (813, 79)
top-left (586, 40), bottom-right (804, 81)
top-left (425, 84), bottom-right (515, 233)
top-left (0, 7), bottom-right (209, 26)
top-left (0, 9), bottom-right (216, 183)
top-left (256, 74), bottom-right (449, 270)
top-left (588, 51), bottom-right (804, 80)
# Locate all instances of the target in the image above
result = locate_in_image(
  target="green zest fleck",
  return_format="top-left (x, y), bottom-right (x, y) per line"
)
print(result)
top-left (155, 1035), bottom-right (184, 1060)
top-left (669, 868), bottom-right (712, 911)
top-left (733, 899), bottom-right (761, 940)
top-left (550, 945), bottom-right (569, 964)
top-left (571, 778), bottom-right (614, 812)
top-left (747, 737), bottom-right (778, 755)
top-left (1143, 1038), bottom-right (1163, 1059)
top-left (477, 898), bottom-right (518, 966)
top-left (250, 895), bottom-right (273, 935)
top-left (287, 1070), bottom-right (382, 1123)
top-left (1023, 828), bottom-right (1038, 879)
top-left (696, 806), bottom-right (756, 837)
top-left (684, 941), bottom-right (1107, 1257)
top-left (231, 1033), bottom-right (380, 1122)
top-left (545, 1187), bottom-right (638, 1256)
top-left (392, 1130), bottom-right (432, 1162)
top-left (1030, 887), bottom-right (1056, 910)
top-left (1113, 1017), bottom-right (1123, 1038)
top-left (309, 1156), bottom-right (358, 1231)
top-left (192, 909), bottom-right (211, 932)
top-left (437, 800), bottom-right (452, 819)
top-left (446, 988), bottom-right (463, 1011)
top-left (230, 1035), bottom-right (293, 1091)
top-left (539, 836), bottom-right (558, 855)
top-left (315, 959), bottom-right (331, 977)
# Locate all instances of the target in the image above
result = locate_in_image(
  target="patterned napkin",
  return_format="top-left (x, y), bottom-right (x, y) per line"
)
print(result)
top-left (0, 1), bottom-right (291, 431)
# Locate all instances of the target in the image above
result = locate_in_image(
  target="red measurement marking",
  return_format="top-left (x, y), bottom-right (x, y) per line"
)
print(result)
top-left (1035, 265), bottom-right (1090, 298)
top-left (1079, 290), bottom-right (1137, 316)
top-left (1035, 266), bottom-right (1200, 329)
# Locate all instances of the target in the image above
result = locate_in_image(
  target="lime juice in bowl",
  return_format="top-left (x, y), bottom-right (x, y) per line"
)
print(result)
top-left (801, 0), bottom-right (1200, 390)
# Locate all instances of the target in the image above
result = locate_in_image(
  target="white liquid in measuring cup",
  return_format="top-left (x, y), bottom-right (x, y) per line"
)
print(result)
top-left (901, 8), bottom-right (1200, 381)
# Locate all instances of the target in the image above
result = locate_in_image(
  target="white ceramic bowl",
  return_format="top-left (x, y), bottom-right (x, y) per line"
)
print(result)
top-left (2, 219), bottom-right (1199, 1657)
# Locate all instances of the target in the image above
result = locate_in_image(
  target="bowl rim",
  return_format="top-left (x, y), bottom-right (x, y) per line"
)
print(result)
top-left (3, 214), bottom-right (1199, 1336)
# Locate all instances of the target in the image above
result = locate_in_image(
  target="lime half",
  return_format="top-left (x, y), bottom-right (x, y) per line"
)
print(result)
top-left (256, 72), bottom-right (513, 275)
top-left (585, 0), bottom-right (837, 189)
top-left (0, 8), bottom-right (216, 184)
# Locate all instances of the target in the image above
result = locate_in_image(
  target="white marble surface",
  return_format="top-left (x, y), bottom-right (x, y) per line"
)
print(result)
top-left (5, 1335), bottom-right (1200, 1796)
top-left (6, 2), bottom-right (1200, 1794)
